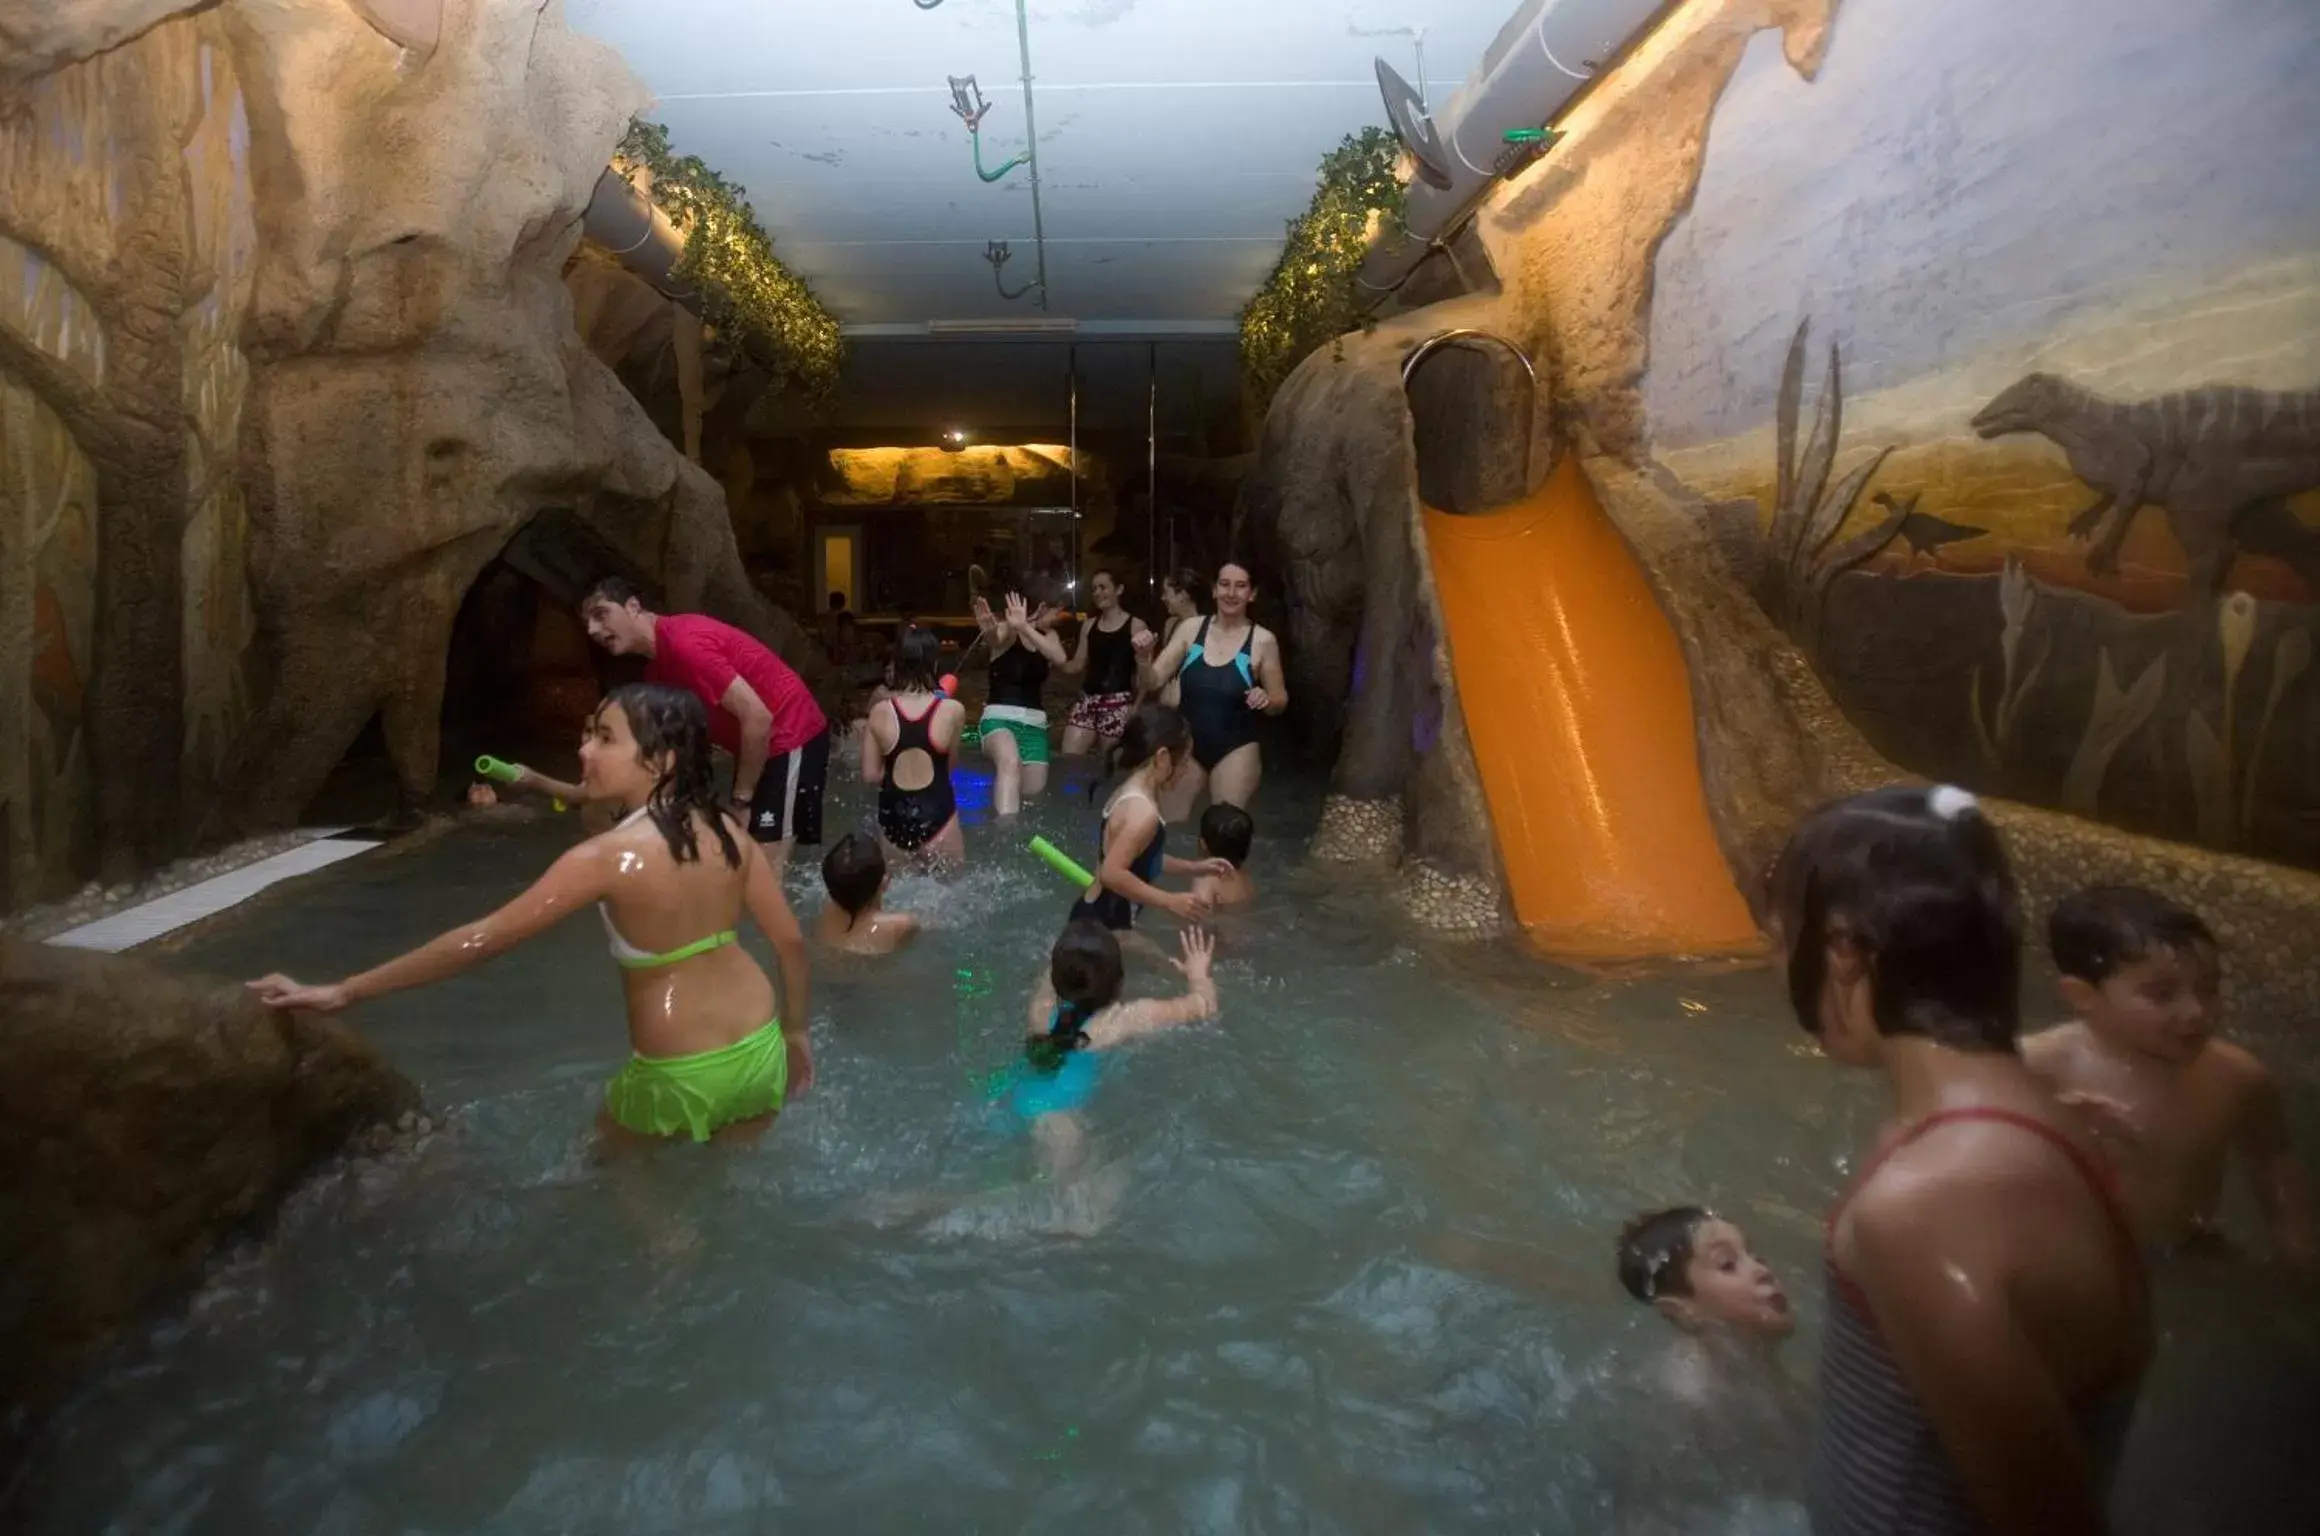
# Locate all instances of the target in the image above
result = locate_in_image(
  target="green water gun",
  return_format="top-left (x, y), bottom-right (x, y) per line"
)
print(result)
top-left (1028, 835), bottom-right (1095, 890)
top-left (475, 755), bottom-right (565, 812)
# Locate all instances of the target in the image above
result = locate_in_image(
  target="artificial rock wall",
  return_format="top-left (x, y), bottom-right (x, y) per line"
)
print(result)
top-left (1244, 0), bottom-right (2320, 1022)
top-left (0, 0), bottom-right (822, 912)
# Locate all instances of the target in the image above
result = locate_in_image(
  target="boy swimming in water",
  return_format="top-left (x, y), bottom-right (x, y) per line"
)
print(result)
top-left (1190, 803), bottom-right (1257, 910)
top-left (815, 831), bottom-right (920, 955)
top-left (1617, 1206), bottom-right (1797, 1406)
top-left (2023, 884), bottom-right (2316, 1268)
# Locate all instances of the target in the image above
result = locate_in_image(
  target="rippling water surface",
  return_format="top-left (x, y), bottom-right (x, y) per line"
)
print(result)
top-left (12, 767), bottom-right (2317, 1533)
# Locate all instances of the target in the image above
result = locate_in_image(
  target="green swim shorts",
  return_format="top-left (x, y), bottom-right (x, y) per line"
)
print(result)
top-left (979, 704), bottom-right (1051, 766)
top-left (603, 1019), bottom-right (789, 1142)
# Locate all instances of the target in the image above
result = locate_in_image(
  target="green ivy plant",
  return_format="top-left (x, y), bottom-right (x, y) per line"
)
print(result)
top-left (1238, 127), bottom-right (1406, 418)
top-left (617, 120), bottom-right (845, 404)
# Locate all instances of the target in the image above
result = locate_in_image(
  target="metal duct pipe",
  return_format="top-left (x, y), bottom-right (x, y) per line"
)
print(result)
top-left (582, 167), bottom-right (701, 310)
top-left (1355, 0), bottom-right (1665, 300)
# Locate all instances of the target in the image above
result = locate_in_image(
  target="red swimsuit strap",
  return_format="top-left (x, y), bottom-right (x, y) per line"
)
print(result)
top-left (1827, 1106), bottom-right (2145, 1304)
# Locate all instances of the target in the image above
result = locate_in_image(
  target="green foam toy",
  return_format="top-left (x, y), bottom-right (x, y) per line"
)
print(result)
top-left (474, 755), bottom-right (563, 811)
top-left (1028, 835), bottom-right (1095, 889)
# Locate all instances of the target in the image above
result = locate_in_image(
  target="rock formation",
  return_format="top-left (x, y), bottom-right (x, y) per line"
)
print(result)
top-left (0, 936), bottom-right (421, 1441)
top-left (0, 0), bottom-right (828, 910)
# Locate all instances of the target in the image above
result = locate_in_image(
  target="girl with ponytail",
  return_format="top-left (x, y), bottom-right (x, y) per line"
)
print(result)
top-left (1006, 921), bottom-right (1218, 1127)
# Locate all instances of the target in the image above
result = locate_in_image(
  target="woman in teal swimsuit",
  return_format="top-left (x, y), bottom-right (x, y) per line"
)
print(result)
top-left (248, 683), bottom-right (812, 1144)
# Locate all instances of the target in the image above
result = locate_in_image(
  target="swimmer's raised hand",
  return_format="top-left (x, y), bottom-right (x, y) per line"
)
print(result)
top-left (1177, 926), bottom-right (1214, 980)
top-left (1132, 627), bottom-right (1157, 656)
top-left (247, 974), bottom-right (350, 1013)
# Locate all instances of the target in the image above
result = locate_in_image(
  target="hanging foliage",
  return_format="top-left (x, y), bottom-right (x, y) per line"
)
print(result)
top-left (616, 120), bottom-right (845, 404)
top-left (1237, 127), bottom-right (1405, 417)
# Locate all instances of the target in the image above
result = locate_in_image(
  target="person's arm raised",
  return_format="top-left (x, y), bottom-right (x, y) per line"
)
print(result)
top-left (1009, 595), bottom-right (1069, 664)
top-left (248, 842), bottom-right (609, 1012)
top-left (1846, 1177), bottom-right (2112, 1536)
top-left (1091, 928), bottom-right (1218, 1044)
top-left (743, 839), bottom-right (813, 1092)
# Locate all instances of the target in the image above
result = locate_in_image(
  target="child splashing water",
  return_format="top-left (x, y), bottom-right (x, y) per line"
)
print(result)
top-left (249, 684), bottom-right (812, 1144)
top-left (1769, 785), bottom-right (2150, 1535)
top-left (1071, 703), bottom-right (1229, 937)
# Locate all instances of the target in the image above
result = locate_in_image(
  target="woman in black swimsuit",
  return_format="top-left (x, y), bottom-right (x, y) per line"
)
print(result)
top-left (1137, 561), bottom-right (1287, 822)
top-left (860, 628), bottom-right (966, 868)
top-left (1061, 569), bottom-right (1152, 757)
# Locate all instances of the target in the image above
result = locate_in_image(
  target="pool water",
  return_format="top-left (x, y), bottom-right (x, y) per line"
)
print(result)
top-left (10, 765), bottom-right (2317, 1534)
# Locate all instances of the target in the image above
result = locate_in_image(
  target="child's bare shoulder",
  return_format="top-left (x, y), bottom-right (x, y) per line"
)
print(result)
top-left (2196, 1035), bottom-right (2274, 1097)
top-left (2020, 1020), bottom-right (2095, 1073)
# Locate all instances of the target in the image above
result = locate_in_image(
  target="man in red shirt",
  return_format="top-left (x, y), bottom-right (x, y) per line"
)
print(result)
top-left (581, 578), bottom-right (830, 871)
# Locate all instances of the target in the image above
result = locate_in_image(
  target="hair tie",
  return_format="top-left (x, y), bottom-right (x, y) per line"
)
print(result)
top-left (1927, 784), bottom-right (1979, 822)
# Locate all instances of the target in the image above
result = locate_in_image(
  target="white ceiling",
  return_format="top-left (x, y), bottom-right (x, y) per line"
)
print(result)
top-left (563, 0), bottom-right (1522, 332)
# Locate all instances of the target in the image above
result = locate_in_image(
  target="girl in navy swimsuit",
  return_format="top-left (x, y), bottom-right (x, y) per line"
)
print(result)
top-left (1767, 785), bottom-right (2150, 1534)
top-left (1135, 562), bottom-right (1287, 822)
top-left (1070, 703), bottom-right (1232, 936)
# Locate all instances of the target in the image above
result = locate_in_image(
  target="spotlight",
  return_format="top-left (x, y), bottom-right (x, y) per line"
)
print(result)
top-left (943, 427), bottom-right (969, 447)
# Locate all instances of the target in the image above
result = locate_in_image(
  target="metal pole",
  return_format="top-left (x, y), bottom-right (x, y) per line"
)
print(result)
top-left (1068, 343), bottom-right (1080, 603)
top-left (1147, 341), bottom-right (1159, 588)
top-left (1015, 0), bottom-right (1050, 310)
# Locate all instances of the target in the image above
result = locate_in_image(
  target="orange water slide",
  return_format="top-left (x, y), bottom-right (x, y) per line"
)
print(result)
top-left (1423, 454), bottom-right (1761, 962)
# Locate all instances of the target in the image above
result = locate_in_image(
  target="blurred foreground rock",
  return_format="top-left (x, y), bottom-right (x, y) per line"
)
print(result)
top-left (0, 938), bottom-right (419, 1441)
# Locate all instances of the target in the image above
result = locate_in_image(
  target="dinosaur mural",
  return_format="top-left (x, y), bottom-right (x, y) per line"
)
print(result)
top-left (1971, 374), bottom-right (2320, 595)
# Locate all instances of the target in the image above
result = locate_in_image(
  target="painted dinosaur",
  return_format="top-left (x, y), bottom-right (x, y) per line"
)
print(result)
top-left (1971, 372), bottom-right (2320, 595)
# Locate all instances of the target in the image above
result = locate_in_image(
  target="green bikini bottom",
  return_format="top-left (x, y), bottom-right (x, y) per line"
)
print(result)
top-left (603, 1019), bottom-right (789, 1142)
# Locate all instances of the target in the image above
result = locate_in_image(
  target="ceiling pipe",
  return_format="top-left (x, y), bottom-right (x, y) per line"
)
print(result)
top-left (1356, 0), bottom-right (1668, 302)
top-left (582, 168), bottom-right (702, 311)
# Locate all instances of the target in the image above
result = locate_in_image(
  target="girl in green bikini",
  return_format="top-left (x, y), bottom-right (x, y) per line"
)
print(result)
top-left (248, 683), bottom-right (812, 1144)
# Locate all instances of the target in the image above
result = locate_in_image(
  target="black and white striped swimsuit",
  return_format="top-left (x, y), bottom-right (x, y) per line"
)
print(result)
top-left (1809, 1107), bottom-right (2148, 1534)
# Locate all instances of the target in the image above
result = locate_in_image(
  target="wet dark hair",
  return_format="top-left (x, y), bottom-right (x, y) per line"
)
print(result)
top-left (1617, 1206), bottom-right (1712, 1302)
top-left (891, 626), bottom-right (942, 693)
top-left (821, 831), bottom-right (886, 924)
top-left (1214, 560), bottom-right (1254, 586)
top-left (2049, 884), bottom-right (2218, 986)
top-left (1088, 567), bottom-right (1119, 589)
top-left (584, 575), bottom-right (646, 610)
top-left (1765, 784), bottom-right (2020, 1053)
top-left (595, 683), bottom-right (741, 869)
top-left (1026, 920), bottom-right (1124, 1073)
top-left (1199, 803), bottom-right (1253, 866)
top-left (827, 590), bottom-right (847, 612)
top-left (1162, 567), bottom-right (1204, 602)
top-left (1091, 701), bottom-right (1190, 802)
